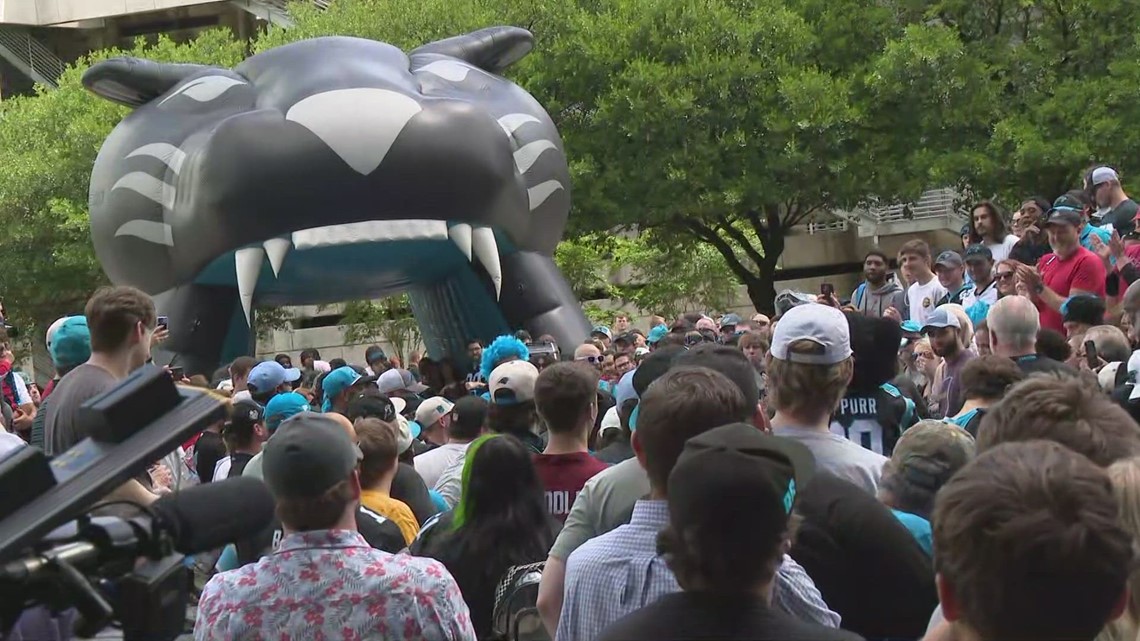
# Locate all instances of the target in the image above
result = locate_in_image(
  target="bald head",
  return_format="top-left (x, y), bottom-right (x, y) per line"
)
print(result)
top-left (326, 412), bottom-right (356, 443)
top-left (574, 343), bottom-right (601, 360)
top-left (987, 296), bottom-right (1040, 356)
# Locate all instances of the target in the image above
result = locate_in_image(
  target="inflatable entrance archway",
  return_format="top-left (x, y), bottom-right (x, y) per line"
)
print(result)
top-left (83, 27), bottom-right (591, 374)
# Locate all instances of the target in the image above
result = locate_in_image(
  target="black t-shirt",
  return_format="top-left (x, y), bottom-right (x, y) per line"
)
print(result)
top-left (1100, 199), bottom-right (1140, 230)
top-left (1015, 354), bottom-right (1074, 377)
top-left (790, 473), bottom-right (937, 640)
top-left (194, 431), bottom-right (226, 483)
top-left (1009, 238), bottom-right (1050, 266)
top-left (391, 462), bottom-right (438, 524)
top-left (409, 511), bottom-right (557, 639)
top-left (598, 592), bottom-right (863, 641)
top-left (595, 439), bottom-right (634, 464)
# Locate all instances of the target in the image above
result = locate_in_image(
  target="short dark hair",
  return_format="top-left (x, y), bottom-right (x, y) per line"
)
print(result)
top-left (959, 355), bottom-right (1024, 402)
top-left (863, 249), bottom-right (890, 264)
top-left (229, 356), bottom-right (257, 379)
top-left (978, 374), bottom-right (1140, 466)
top-left (1036, 328), bottom-right (1072, 362)
top-left (467, 338), bottom-right (483, 347)
top-left (534, 362), bottom-right (598, 435)
top-left (299, 348), bottom-right (321, 362)
top-left (84, 286), bottom-right (156, 352)
top-left (355, 418), bottom-right (399, 488)
top-left (277, 478), bottom-right (354, 532)
top-left (675, 344), bottom-right (760, 411)
top-left (934, 441), bottom-right (1132, 641)
top-left (636, 367), bottom-right (750, 491)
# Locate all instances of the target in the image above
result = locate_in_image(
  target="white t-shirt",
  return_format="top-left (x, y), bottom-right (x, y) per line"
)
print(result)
top-left (413, 442), bottom-right (470, 489)
top-left (960, 279), bottom-right (999, 310)
top-left (212, 456), bottom-right (232, 482)
top-left (907, 277), bottom-right (948, 324)
top-left (986, 234), bottom-right (1019, 262)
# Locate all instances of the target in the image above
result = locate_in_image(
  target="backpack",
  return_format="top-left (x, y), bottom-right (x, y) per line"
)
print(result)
top-left (854, 282), bottom-right (867, 309)
top-left (492, 561), bottom-right (549, 641)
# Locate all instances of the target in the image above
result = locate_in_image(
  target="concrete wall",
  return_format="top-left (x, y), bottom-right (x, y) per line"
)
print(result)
top-left (0, 0), bottom-right (219, 26)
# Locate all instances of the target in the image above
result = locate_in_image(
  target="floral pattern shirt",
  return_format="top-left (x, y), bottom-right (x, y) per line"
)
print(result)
top-left (195, 529), bottom-right (476, 641)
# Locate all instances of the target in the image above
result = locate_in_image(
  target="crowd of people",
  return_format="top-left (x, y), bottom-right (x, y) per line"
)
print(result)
top-left (4, 164), bottom-right (1140, 641)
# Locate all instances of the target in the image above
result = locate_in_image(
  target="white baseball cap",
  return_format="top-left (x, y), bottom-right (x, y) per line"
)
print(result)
top-left (415, 396), bottom-right (455, 427)
top-left (489, 360), bottom-right (539, 405)
top-left (600, 405), bottom-right (622, 436)
top-left (1092, 166), bottom-right (1120, 186)
top-left (769, 303), bottom-right (852, 365)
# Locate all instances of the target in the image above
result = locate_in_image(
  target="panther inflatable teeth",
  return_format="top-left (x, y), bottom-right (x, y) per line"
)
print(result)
top-left (84, 27), bottom-right (591, 374)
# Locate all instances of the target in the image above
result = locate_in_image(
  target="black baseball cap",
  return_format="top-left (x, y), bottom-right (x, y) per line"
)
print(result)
top-left (1044, 194), bottom-right (1085, 228)
top-left (228, 399), bottom-right (265, 428)
top-left (668, 423), bottom-right (815, 538)
top-left (261, 413), bottom-right (363, 499)
top-left (963, 244), bottom-right (993, 263)
top-left (451, 395), bottom-right (489, 432)
top-left (364, 345), bottom-right (387, 365)
top-left (632, 345), bottom-right (686, 396)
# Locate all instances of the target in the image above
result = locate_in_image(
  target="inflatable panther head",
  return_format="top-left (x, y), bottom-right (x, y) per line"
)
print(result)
top-left (84, 27), bottom-right (589, 374)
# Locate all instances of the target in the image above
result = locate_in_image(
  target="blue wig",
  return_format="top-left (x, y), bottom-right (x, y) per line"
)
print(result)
top-left (481, 335), bottom-right (530, 380)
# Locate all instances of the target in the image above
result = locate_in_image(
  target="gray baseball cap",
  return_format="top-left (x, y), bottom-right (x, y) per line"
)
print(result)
top-left (261, 413), bottom-right (362, 499)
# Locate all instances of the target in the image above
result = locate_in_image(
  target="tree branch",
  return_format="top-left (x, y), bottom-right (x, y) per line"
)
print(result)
top-left (717, 220), bottom-right (765, 269)
top-left (683, 219), bottom-right (757, 285)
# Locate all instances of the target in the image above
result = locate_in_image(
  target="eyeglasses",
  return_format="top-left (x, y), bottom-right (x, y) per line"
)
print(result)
top-left (996, 271), bottom-right (1016, 281)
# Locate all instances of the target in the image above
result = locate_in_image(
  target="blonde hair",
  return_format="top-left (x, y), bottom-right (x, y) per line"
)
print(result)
top-left (767, 340), bottom-right (852, 423)
top-left (1100, 457), bottom-right (1140, 641)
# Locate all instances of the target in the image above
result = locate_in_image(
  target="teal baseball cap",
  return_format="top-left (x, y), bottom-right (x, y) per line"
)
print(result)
top-left (49, 316), bottom-right (91, 369)
top-left (647, 324), bottom-right (669, 344)
top-left (264, 392), bottom-right (311, 432)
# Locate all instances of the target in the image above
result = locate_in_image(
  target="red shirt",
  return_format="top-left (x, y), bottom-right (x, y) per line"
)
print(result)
top-left (533, 451), bottom-right (609, 522)
top-left (1036, 246), bottom-right (1106, 334)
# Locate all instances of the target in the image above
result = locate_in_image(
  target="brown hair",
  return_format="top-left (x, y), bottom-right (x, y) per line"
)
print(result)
top-left (959, 355), bottom-right (1024, 402)
top-left (354, 418), bottom-right (399, 488)
top-left (534, 362), bottom-right (598, 435)
top-left (229, 356), bottom-right (258, 379)
top-left (738, 332), bottom-right (768, 351)
top-left (84, 286), bottom-right (156, 352)
top-left (635, 367), bottom-right (750, 491)
top-left (766, 341), bottom-right (852, 423)
top-left (977, 374), bottom-right (1140, 466)
top-left (898, 239), bottom-right (931, 261)
top-left (276, 478), bottom-right (355, 532)
top-left (934, 441), bottom-right (1132, 641)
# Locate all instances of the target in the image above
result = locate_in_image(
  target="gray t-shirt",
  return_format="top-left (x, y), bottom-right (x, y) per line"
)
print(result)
top-left (548, 456), bottom-right (651, 560)
top-left (773, 425), bottom-right (887, 494)
top-left (43, 364), bottom-right (117, 457)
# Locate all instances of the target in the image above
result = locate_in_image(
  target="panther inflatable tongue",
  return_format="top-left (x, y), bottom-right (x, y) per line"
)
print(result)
top-left (83, 27), bottom-right (591, 375)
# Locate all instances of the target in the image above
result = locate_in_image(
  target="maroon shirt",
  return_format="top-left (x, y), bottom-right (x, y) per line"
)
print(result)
top-left (533, 451), bottom-right (609, 522)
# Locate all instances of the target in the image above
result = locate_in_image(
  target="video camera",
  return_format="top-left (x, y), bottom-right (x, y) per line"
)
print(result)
top-left (0, 365), bottom-right (276, 641)
top-left (527, 341), bottom-right (560, 371)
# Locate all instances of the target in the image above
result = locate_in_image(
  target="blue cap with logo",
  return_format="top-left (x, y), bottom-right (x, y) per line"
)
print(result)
top-left (264, 391), bottom-right (310, 432)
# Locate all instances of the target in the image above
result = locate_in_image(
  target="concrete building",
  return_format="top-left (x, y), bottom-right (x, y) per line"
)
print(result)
top-left (0, 3), bottom-right (969, 371)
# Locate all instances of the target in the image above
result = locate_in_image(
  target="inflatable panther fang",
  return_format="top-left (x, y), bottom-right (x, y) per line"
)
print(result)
top-left (83, 27), bottom-right (591, 375)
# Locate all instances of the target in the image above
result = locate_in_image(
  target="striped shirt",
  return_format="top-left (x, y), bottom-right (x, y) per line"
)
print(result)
top-left (556, 500), bottom-right (840, 641)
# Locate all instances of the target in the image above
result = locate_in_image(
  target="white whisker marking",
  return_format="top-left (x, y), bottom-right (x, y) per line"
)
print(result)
top-left (114, 220), bottom-right (173, 246)
top-left (513, 140), bottom-right (558, 174)
top-left (111, 172), bottom-right (176, 210)
top-left (126, 143), bottom-right (187, 175)
top-left (527, 180), bottom-right (564, 211)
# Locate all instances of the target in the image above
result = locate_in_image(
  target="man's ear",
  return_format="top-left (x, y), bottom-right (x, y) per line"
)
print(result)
top-left (409, 26), bottom-right (534, 73)
top-left (936, 573), bottom-right (960, 622)
top-left (82, 57), bottom-right (218, 108)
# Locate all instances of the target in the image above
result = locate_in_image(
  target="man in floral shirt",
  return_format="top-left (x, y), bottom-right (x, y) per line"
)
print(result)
top-left (195, 413), bottom-right (475, 641)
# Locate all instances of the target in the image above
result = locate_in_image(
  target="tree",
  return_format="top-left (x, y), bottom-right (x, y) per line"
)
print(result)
top-left (0, 31), bottom-right (248, 339)
top-left (554, 232), bottom-right (739, 319)
top-left (339, 295), bottom-right (422, 365)
top-left (525, 0), bottom-right (993, 312)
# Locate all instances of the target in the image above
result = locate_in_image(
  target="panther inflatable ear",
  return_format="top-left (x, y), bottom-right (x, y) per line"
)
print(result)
top-left (82, 57), bottom-right (216, 108)
top-left (409, 26), bottom-right (534, 73)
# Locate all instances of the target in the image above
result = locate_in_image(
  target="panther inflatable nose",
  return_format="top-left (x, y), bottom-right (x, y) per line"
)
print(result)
top-left (284, 88), bottom-right (422, 176)
top-left (83, 27), bottom-right (590, 375)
